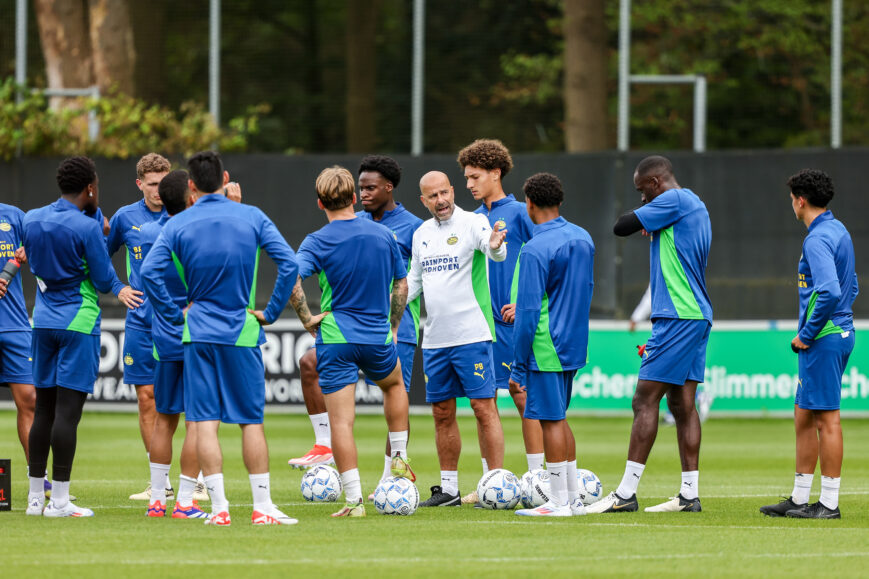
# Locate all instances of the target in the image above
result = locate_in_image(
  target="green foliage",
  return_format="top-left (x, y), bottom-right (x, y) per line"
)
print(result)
top-left (0, 78), bottom-right (267, 160)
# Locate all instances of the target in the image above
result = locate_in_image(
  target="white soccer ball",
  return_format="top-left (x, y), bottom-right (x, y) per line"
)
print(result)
top-left (578, 468), bottom-right (603, 504)
top-left (477, 468), bottom-right (522, 510)
top-left (300, 465), bottom-right (342, 502)
top-left (520, 469), bottom-right (551, 508)
top-left (373, 476), bottom-right (419, 515)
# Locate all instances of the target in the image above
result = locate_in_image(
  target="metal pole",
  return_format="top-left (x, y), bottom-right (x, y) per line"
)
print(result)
top-left (694, 75), bottom-right (707, 153)
top-left (15, 0), bottom-right (27, 103)
top-left (617, 0), bottom-right (631, 152)
top-left (411, 0), bottom-right (425, 156)
top-left (209, 0), bottom-right (221, 128)
top-left (831, 0), bottom-right (842, 149)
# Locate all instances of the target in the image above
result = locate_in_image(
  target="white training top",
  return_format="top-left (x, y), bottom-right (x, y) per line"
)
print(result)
top-left (407, 205), bottom-right (507, 349)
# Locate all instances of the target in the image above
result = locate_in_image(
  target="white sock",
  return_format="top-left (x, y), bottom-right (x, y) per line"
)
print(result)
top-left (250, 473), bottom-right (272, 512)
top-left (616, 460), bottom-right (645, 499)
top-left (380, 455), bottom-right (392, 482)
top-left (177, 474), bottom-right (197, 507)
top-left (566, 460), bottom-right (579, 503)
top-left (792, 472), bottom-right (813, 505)
top-left (441, 470), bottom-right (458, 496)
top-left (819, 476), bottom-right (840, 510)
top-left (204, 473), bottom-right (229, 514)
top-left (481, 458), bottom-right (489, 474)
top-left (29, 475), bottom-right (44, 499)
top-left (165, 470), bottom-right (172, 491)
top-left (680, 470), bottom-right (699, 500)
top-left (341, 468), bottom-right (362, 503)
top-left (527, 453), bottom-right (545, 472)
top-left (310, 412), bottom-right (331, 447)
top-left (51, 480), bottom-right (70, 508)
top-left (149, 462), bottom-right (170, 503)
top-left (547, 461), bottom-right (568, 507)
top-left (388, 430), bottom-right (409, 458)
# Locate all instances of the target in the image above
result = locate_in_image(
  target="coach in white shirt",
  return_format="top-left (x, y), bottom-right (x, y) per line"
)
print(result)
top-left (407, 171), bottom-right (507, 507)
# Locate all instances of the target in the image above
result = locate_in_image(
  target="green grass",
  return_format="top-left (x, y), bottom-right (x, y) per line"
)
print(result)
top-left (1, 410), bottom-right (868, 577)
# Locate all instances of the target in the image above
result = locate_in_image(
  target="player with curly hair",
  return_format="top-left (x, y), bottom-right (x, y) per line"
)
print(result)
top-left (457, 138), bottom-right (543, 506)
top-left (23, 156), bottom-right (142, 518)
top-left (760, 169), bottom-right (857, 519)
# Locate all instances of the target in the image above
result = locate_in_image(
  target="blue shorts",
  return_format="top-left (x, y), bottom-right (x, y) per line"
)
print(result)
top-left (154, 360), bottom-right (185, 415)
top-left (364, 342), bottom-right (415, 392)
top-left (123, 326), bottom-right (157, 385)
top-left (183, 343), bottom-right (265, 424)
top-left (795, 331), bottom-right (855, 411)
top-left (0, 330), bottom-right (34, 385)
top-left (524, 369), bottom-right (577, 421)
top-left (639, 318), bottom-right (711, 386)
top-left (493, 321), bottom-right (514, 389)
top-left (31, 329), bottom-right (100, 394)
top-left (423, 341), bottom-right (496, 403)
top-left (317, 343), bottom-right (399, 394)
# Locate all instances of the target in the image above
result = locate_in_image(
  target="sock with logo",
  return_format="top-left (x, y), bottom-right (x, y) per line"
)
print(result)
top-left (792, 472), bottom-right (813, 505)
top-left (204, 473), bottom-right (229, 515)
top-left (615, 460), bottom-right (645, 499)
top-left (149, 462), bottom-right (170, 504)
top-left (680, 470), bottom-right (699, 500)
top-left (441, 471), bottom-right (459, 496)
top-left (546, 461), bottom-right (568, 507)
top-left (819, 476), bottom-right (840, 510)
top-left (527, 453), bottom-right (545, 472)
top-left (250, 472), bottom-right (272, 512)
top-left (310, 412), bottom-right (331, 448)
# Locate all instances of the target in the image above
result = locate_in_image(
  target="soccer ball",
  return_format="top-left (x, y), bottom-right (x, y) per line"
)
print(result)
top-left (300, 465), bottom-right (342, 502)
top-left (520, 469), bottom-right (550, 508)
top-left (577, 469), bottom-right (603, 504)
top-left (477, 468), bottom-right (522, 510)
top-left (373, 476), bottom-right (419, 515)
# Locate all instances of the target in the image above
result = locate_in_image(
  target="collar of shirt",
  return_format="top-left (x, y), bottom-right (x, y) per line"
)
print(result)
top-left (138, 198), bottom-right (166, 217)
top-left (370, 202), bottom-right (406, 221)
top-left (808, 210), bottom-right (833, 232)
top-left (194, 193), bottom-right (230, 206)
top-left (532, 215), bottom-right (566, 236)
top-left (435, 204), bottom-right (465, 228)
top-left (479, 194), bottom-right (516, 214)
top-left (54, 197), bottom-right (81, 212)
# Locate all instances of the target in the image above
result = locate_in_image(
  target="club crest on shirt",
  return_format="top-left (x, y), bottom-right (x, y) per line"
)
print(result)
top-left (494, 218), bottom-right (507, 230)
top-left (0, 221), bottom-right (11, 232)
top-left (124, 353), bottom-right (134, 366)
top-left (447, 234), bottom-right (458, 245)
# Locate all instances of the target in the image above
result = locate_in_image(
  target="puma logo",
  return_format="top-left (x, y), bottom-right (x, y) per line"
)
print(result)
top-left (632, 473), bottom-right (640, 479)
top-left (501, 362), bottom-right (512, 370)
top-left (258, 485), bottom-right (268, 490)
top-left (684, 482), bottom-right (693, 487)
top-left (318, 423), bottom-right (328, 427)
top-left (474, 371), bottom-right (485, 380)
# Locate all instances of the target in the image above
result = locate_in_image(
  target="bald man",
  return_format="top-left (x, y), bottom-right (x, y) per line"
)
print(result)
top-left (407, 171), bottom-right (508, 507)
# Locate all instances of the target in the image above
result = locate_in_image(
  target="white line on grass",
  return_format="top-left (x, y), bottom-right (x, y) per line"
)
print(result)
top-left (469, 520), bottom-right (869, 531)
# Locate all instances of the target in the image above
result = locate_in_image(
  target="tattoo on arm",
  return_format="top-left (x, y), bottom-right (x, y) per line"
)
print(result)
top-left (390, 278), bottom-right (408, 330)
top-left (289, 276), bottom-right (312, 324)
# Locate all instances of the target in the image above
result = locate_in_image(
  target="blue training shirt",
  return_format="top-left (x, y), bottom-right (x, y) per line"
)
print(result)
top-left (511, 216), bottom-right (595, 381)
top-left (22, 198), bottom-right (125, 335)
top-left (357, 202), bottom-right (423, 345)
top-left (634, 188), bottom-right (712, 322)
top-left (138, 215), bottom-right (186, 361)
top-left (297, 217), bottom-right (407, 346)
top-left (107, 199), bottom-right (166, 330)
top-left (797, 210), bottom-right (858, 343)
top-left (140, 194), bottom-right (298, 347)
top-left (0, 203), bottom-right (31, 331)
top-left (475, 194), bottom-right (534, 325)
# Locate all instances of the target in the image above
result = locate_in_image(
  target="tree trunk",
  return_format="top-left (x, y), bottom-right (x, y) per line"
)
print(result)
top-left (33, 0), bottom-right (94, 108)
top-left (346, 0), bottom-right (381, 152)
top-left (88, 0), bottom-right (136, 96)
top-left (563, 0), bottom-right (608, 151)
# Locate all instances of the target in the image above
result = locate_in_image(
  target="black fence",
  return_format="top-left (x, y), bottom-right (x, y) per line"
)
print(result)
top-left (1, 149), bottom-right (866, 321)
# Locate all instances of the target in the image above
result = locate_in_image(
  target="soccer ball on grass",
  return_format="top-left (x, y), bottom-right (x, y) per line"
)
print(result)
top-left (373, 476), bottom-right (419, 515)
top-left (477, 468), bottom-right (521, 510)
top-left (301, 465), bottom-right (342, 502)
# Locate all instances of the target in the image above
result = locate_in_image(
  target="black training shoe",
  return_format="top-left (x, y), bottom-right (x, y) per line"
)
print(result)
top-left (585, 491), bottom-right (639, 513)
top-left (760, 496), bottom-right (805, 517)
top-left (785, 501), bottom-right (841, 519)
top-left (419, 485), bottom-right (461, 507)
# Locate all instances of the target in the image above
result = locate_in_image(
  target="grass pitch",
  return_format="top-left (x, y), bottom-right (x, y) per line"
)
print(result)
top-left (1, 410), bottom-right (868, 577)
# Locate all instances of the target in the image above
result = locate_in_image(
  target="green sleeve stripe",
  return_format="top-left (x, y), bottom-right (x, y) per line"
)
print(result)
top-left (509, 244), bottom-right (524, 303)
top-left (471, 250), bottom-right (496, 341)
top-left (171, 251), bottom-right (192, 343)
top-left (235, 247), bottom-right (262, 347)
top-left (66, 278), bottom-right (100, 334)
top-left (805, 291), bottom-right (844, 339)
top-left (125, 250), bottom-right (132, 280)
top-left (660, 227), bottom-right (703, 319)
top-left (318, 270), bottom-right (347, 343)
top-left (531, 292), bottom-right (563, 371)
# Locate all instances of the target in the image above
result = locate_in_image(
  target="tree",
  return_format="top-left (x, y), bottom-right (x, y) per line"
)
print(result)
top-left (563, 0), bottom-right (608, 151)
top-left (33, 0), bottom-right (136, 107)
top-left (345, 0), bottom-right (381, 152)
